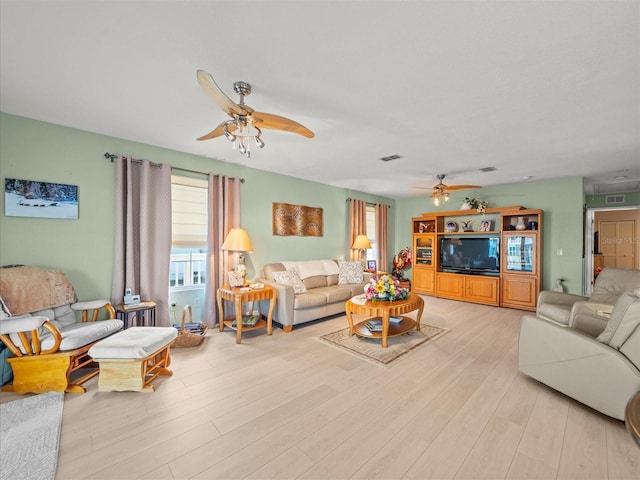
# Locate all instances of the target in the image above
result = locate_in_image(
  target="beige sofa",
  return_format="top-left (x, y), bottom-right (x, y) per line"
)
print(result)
top-left (519, 288), bottom-right (640, 420)
top-left (257, 259), bottom-right (372, 332)
top-left (536, 267), bottom-right (640, 334)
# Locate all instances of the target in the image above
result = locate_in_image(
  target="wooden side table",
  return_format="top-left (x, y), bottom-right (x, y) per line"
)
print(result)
top-left (216, 285), bottom-right (276, 344)
top-left (114, 301), bottom-right (156, 329)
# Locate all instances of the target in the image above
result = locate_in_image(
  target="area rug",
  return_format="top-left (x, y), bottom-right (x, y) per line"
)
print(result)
top-left (319, 323), bottom-right (448, 366)
top-left (0, 391), bottom-right (64, 480)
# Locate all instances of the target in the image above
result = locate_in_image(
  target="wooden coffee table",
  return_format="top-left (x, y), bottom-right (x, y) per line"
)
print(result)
top-left (345, 294), bottom-right (424, 348)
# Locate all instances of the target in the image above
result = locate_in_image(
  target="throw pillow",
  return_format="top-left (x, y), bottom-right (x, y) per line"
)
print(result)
top-left (338, 260), bottom-right (365, 285)
top-left (272, 269), bottom-right (307, 294)
top-left (596, 289), bottom-right (640, 348)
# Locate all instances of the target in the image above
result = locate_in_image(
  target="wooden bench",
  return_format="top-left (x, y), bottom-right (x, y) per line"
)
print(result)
top-left (88, 327), bottom-right (177, 392)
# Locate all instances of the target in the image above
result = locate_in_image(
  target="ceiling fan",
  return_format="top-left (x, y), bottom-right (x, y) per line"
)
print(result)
top-left (196, 70), bottom-right (314, 157)
top-left (415, 174), bottom-right (481, 206)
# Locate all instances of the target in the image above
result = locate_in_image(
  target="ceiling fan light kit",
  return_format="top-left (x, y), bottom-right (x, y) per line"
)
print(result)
top-left (196, 70), bottom-right (314, 158)
top-left (222, 116), bottom-right (264, 158)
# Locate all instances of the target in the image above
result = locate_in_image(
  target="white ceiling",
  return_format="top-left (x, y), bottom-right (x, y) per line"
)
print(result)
top-left (1, 1), bottom-right (638, 199)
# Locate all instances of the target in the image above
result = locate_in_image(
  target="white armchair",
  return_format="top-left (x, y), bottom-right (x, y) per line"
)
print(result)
top-left (536, 267), bottom-right (640, 327)
top-left (519, 288), bottom-right (640, 420)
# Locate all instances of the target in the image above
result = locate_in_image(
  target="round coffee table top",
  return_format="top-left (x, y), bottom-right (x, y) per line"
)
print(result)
top-left (346, 294), bottom-right (424, 317)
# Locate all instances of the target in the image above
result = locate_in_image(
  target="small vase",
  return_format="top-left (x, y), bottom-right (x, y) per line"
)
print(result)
top-left (515, 217), bottom-right (526, 231)
top-left (460, 202), bottom-right (472, 210)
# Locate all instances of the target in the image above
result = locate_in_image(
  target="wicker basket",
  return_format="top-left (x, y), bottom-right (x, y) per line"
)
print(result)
top-left (173, 305), bottom-right (208, 348)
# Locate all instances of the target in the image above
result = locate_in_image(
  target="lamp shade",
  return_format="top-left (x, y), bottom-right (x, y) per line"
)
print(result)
top-left (221, 228), bottom-right (254, 252)
top-left (351, 234), bottom-right (372, 250)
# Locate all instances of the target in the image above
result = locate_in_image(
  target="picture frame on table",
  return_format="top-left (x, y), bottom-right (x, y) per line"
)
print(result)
top-left (479, 220), bottom-right (492, 232)
top-left (228, 271), bottom-right (244, 287)
top-left (366, 260), bottom-right (377, 272)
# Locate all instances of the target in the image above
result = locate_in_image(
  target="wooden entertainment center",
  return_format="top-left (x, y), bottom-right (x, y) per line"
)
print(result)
top-left (411, 206), bottom-right (542, 311)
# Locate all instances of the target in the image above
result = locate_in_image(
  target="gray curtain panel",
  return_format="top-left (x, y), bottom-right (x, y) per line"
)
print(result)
top-left (111, 155), bottom-right (172, 326)
top-left (202, 174), bottom-right (241, 327)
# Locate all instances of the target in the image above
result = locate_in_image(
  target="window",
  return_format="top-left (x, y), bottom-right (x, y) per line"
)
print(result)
top-left (366, 205), bottom-right (377, 261)
top-left (170, 175), bottom-right (208, 290)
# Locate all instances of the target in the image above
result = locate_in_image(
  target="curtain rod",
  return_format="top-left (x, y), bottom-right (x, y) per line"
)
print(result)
top-left (104, 152), bottom-right (245, 183)
top-left (346, 197), bottom-right (391, 207)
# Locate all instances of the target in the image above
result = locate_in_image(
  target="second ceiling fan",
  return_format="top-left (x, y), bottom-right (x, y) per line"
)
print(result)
top-left (429, 174), bottom-right (481, 206)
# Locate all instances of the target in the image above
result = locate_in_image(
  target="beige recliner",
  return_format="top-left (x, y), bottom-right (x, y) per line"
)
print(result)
top-left (536, 267), bottom-right (640, 332)
top-left (519, 288), bottom-right (640, 420)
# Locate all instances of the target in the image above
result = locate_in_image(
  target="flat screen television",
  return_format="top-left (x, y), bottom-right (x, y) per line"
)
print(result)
top-left (440, 236), bottom-right (500, 274)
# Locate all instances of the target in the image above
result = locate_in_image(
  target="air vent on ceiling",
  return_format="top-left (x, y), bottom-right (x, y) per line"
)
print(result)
top-left (605, 194), bottom-right (626, 204)
top-left (380, 154), bottom-right (402, 162)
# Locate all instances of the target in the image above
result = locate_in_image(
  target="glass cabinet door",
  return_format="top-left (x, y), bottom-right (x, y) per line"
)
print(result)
top-left (414, 236), bottom-right (433, 266)
top-left (505, 235), bottom-right (534, 272)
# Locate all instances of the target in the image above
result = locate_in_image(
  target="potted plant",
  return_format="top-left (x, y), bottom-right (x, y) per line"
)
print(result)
top-left (462, 197), bottom-right (488, 213)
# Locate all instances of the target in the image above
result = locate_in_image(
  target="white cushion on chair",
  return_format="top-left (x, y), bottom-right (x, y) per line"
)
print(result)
top-left (89, 327), bottom-right (177, 359)
top-left (44, 319), bottom-right (124, 351)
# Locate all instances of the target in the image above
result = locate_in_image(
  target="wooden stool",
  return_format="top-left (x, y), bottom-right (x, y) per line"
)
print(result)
top-left (88, 327), bottom-right (177, 392)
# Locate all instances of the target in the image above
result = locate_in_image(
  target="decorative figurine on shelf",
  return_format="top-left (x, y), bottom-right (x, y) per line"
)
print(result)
top-left (461, 220), bottom-right (473, 232)
top-left (392, 247), bottom-right (412, 280)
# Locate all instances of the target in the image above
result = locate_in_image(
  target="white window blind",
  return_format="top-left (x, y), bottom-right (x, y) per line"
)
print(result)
top-left (171, 175), bottom-right (208, 247)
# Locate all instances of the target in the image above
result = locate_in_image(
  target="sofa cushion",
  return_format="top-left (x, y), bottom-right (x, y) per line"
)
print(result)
top-left (311, 285), bottom-right (354, 304)
top-left (293, 292), bottom-right (327, 310)
top-left (281, 260), bottom-right (339, 280)
top-left (327, 274), bottom-right (339, 286)
top-left (596, 289), bottom-right (640, 348)
top-left (304, 275), bottom-right (328, 290)
top-left (338, 260), bottom-right (365, 284)
top-left (273, 270), bottom-right (307, 294)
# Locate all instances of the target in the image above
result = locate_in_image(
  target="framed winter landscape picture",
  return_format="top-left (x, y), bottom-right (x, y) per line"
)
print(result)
top-left (4, 178), bottom-right (79, 219)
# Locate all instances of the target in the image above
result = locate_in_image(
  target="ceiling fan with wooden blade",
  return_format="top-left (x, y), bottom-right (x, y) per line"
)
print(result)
top-left (196, 70), bottom-right (314, 157)
top-left (413, 174), bottom-right (482, 206)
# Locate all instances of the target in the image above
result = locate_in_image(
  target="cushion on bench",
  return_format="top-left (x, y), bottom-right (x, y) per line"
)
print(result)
top-left (89, 327), bottom-right (177, 359)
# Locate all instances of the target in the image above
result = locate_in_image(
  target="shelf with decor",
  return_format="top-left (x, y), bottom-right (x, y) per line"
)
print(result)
top-left (411, 206), bottom-right (542, 310)
top-left (500, 209), bottom-right (542, 310)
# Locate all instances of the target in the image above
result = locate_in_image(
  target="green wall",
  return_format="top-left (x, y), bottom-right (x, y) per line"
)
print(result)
top-left (0, 113), bottom-right (394, 303)
top-left (585, 191), bottom-right (640, 208)
top-left (1, 112), bottom-right (592, 306)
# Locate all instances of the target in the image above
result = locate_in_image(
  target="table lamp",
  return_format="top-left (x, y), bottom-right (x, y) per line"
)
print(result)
top-left (221, 228), bottom-right (254, 281)
top-left (351, 234), bottom-right (371, 260)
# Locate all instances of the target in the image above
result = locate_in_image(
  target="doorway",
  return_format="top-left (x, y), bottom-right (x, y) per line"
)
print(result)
top-left (584, 206), bottom-right (640, 295)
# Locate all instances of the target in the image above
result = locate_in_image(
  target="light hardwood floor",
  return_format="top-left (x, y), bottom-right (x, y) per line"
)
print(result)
top-left (2, 296), bottom-right (639, 480)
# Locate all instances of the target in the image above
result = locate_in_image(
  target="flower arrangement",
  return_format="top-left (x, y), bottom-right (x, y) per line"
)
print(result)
top-left (364, 274), bottom-right (409, 301)
top-left (392, 246), bottom-right (412, 279)
top-left (464, 197), bottom-right (488, 213)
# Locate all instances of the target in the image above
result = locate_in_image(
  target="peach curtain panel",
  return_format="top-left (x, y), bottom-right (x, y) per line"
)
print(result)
top-left (376, 203), bottom-right (389, 272)
top-left (348, 198), bottom-right (367, 260)
top-left (202, 175), bottom-right (241, 327)
top-left (111, 155), bottom-right (172, 326)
